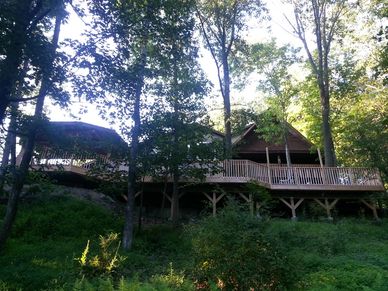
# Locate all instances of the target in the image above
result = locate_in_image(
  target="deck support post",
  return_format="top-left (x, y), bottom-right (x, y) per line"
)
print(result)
top-left (256, 202), bottom-right (262, 219)
top-left (314, 198), bottom-right (338, 220)
top-left (203, 192), bottom-right (225, 217)
top-left (280, 197), bottom-right (304, 221)
top-left (239, 193), bottom-right (254, 216)
top-left (164, 194), bottom-right (177, 220)
top-left (361, 199), bottom-right (380, 221)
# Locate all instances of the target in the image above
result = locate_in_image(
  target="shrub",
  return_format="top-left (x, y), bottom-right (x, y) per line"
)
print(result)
top-left (187, 199), bottom-right (293, 290)
top-left (76, 233), bottom-right (126, 278)
top-left (150, 262), bottom-right (193, 290)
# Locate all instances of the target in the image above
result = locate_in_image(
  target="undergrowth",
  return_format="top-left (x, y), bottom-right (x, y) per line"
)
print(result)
top-left (0, 192), bottom-right (388, 290)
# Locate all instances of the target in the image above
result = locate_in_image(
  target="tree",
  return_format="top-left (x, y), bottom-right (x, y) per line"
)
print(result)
top-left (285, 0), bottom-right (354, 166)
top-left (74, 0), bottom-right (162, 250)
top-left (0, 4), bottom-right (67, 249)
top-left (196, 0), bottom-right (267, 157)
top-left (249, 41), bottom-right (300, 166)
top-left (75, 0), bottom-right (213, 247)
top-left (0, 0), bottom-right (69, 124)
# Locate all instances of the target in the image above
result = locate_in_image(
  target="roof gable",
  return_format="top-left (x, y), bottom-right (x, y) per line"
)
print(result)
top-left (233, 123), bottom-right (314, 153)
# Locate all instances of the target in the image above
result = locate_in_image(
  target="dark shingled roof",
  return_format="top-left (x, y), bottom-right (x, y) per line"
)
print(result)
top-left (35, 121), bottom-right (128, 156)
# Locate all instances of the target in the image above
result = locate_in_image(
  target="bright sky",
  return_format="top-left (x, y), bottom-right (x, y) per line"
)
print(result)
top-left (48, 0), bottom-right (303, 131)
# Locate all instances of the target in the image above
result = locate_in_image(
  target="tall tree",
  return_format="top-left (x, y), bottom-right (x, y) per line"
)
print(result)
top-left (285, 0), bottom-right (353, 166)
top-left (249, 41), bottom-right (300, 166)
top-left (0, 4), bottom-right (66, 249)
top-left (149, 0), bottom-right (214, 223)
top-left (0, 0), bottom-right (68, 123)
top-left (75, 0), bottom-right (155, 250)
top-left (196, 0), bottom-right (267, 157)
top-left (75, 0), bottom-right (207, 248)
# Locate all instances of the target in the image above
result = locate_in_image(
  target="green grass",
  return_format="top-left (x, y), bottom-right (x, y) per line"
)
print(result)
top-left (1, 193), bottom-right (388, 290)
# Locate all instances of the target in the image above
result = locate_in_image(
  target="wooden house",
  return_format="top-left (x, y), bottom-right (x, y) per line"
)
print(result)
top-left (17, 121), bottom-right (385, 220)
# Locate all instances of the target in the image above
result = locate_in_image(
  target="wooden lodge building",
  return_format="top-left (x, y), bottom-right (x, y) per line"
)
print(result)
top-left (17, 121), bottom-right (385, 220)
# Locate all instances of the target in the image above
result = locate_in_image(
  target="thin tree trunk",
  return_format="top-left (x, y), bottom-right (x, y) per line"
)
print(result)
top-left (0, 105), bottom-right (18, 195)
top-left (122, 43), bottom-right (147, 250)
top-left (171, 171), bottom-right (179, 224)
top-left (222, 51), bottom-right (232, 158)
top-left (0, 11), bottom-right (63, 250)
top-left (282, 119), bottom-right (292, 167)
top-left (320, 87), bottom-right (336, 167)
top-left (170, 50), bottom-right (181, 225)
top-left (160, 176), bottom-right (168, 218)
top-left (0, 59), bottom-right (30, 194)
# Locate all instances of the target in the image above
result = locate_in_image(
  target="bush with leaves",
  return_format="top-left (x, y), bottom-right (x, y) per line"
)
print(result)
top-left (188, 199), bottom-right (294, 290)
top-left (77, 233), bottom-right (126, 278)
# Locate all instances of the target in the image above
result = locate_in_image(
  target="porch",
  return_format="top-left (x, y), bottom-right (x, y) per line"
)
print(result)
top-left (206, 160), bottom-right (385, 192)
top-left (24, 148), bottom-right (385, 193)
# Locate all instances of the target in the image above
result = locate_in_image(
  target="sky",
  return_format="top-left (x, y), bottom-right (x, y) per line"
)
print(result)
top-left (48, 0), bottom-right (302, 131)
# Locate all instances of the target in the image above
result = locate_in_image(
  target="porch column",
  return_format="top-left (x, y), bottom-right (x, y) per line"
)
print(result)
top-left (203, 192), bottom-right (225, 217)
top-left (361, 199), bottom-right (380, 221)
top-left (239, 193), bottom-right (254, 216)
top-left (314, 198), bottom-right (338, 220)
top-left (279, 197), bottom-right (304, 221)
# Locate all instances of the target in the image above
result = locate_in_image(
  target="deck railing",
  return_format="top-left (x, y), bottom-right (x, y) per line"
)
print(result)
top-left (268, 164), bottom-right (382, 187)
top-left (20, 150), bottom-right (384, 191)
top-left (207, 160), bottom-right (384, 190)
top-left (27, 149), bottom-right (111, 172)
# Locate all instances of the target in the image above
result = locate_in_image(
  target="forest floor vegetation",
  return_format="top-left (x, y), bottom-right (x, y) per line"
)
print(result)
top-left (0, 190), bottom-right (387, 290)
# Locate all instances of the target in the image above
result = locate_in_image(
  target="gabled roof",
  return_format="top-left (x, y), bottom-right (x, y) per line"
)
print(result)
top-left (231, 122), bottom-right (315, 153)
top-left (232, 123), bottom-right (256, 145)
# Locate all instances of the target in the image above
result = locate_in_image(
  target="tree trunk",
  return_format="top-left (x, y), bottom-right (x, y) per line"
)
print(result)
top-left (0, 11), bottom-right (63, 250)
top-left (0, 105), bottom-right (18, 195)
top-left (320, 87), bottom-right (336, 167)
top-left (122, 43), bottom-right (147, 250)
top-left (171, 171), bottom-right (180, 224)
top-left (222, 51), bottom-right (232, 158)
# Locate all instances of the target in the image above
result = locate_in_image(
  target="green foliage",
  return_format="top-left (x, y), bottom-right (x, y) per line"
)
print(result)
top-left (0, 194), bottom-right (122, 290)
top-left (11, 195), bottom-right (121, 241)
top-left (77, 233), bottom-right (126, 278)
top-left (303, 263), bottom-right (388, 291)
top-left (2, 193), bottom-right (388, 290)
top-left (188, 200), bottom-right (293, 290)
top-left (150, 262), bottom-right (193, 290)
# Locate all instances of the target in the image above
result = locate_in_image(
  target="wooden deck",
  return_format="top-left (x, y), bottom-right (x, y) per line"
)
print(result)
top-left (205, 160), bottom-right (384, 192)
top-left (24, 153), bottom-right (385, 192)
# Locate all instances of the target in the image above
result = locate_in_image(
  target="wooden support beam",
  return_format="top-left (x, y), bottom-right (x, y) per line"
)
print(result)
top-left (361, 199), bottom-right (380, 221)
top-left (256, 202), bottom-right (263, 219)
top-left (279, 197), bottom-right (304, 220)
top-left (122, 191), bottom-right (142, 202)
top-left (179, 191), bottom-right (187, 199)
top-left (239, 193), bottom-right (254, 216)
top-left (314, 198), bottom-right (338, 220)
top-left (203, 192), bottom-right (225, 217)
